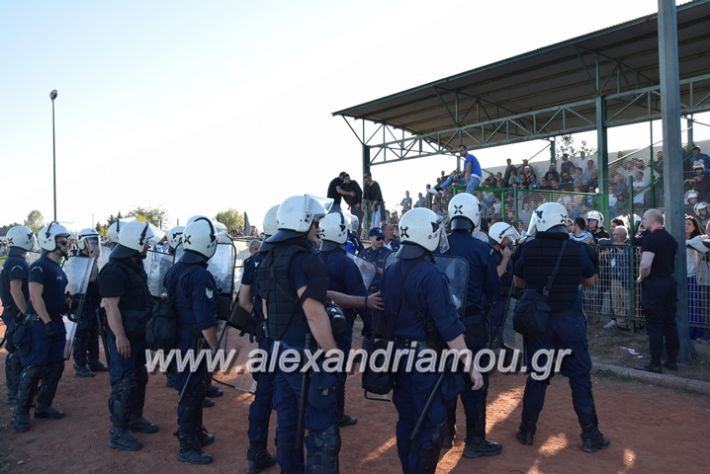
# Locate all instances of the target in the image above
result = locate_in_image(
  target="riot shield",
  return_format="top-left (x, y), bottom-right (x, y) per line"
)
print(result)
top-left (384, 253), bottom-right (469, 318)
top-left (433, 255), bottom-right (469, 318)
top-left (26, 251), bottom-right (41, 265)
top-left (97, 244), bottom-right (113, 269)
top-left (62, 255), bottom-right (96, 359)
top-left (208, 242), bottom-right (238, 321)
top-left (144, 249), bottom-right (174, 297)
top-left (347, 254), bottom-right (376, 290)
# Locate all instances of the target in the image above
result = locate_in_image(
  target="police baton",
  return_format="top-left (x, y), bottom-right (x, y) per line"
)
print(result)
top-left (178, 337), bottom-right (205, 405)
top-left (410, 367), bottom-right (448, 442)
top-left (96, 308), bottom-right (111, 366)
top-left (296, 332), bottom-right (313, 464)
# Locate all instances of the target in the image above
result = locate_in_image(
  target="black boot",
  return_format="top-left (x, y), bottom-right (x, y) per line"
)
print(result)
top-left (110, 426), bottom-right (143, 451)
top-left (88, 360), bottom-right (108, 372)
top-left (516, 426), bottom-right (534, 446)
top-left (195, 402), bottom-right (215, 447)
top-left (5, 351), bottom-right (22, 406)
top-left (177, 401), bottom-right (213, 464)
top-left (35, 362), bottom-right (65, 419)
top-left (581, 428), bottom-right (610, 453)
top-left (73, 362), bottom-right (95, 378)
top-left (464, 389), bottom-right (501, 458)
top-left (247, 446), bottom-right (277, 474)
top-left (12, 366), bottom-right (42, 432)
top-left (205, 383), bottom-right (223, 398)
top-left (129, 415), bottom-right (159, 433)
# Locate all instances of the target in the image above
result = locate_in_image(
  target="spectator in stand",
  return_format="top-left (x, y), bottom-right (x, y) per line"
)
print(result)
top-left (543, 164), bottom-right (560, 184)
top-left (496, 176), bottom-right (507, 188)
top-left (518, 159), bottom-right (530, 171)
top-left (685, 161), bottom-right (710, 196)
top-left (435, 144), bottom-right (482, 194)
top-left (414, 192), bottom-right (427, 208)
top-left (694, 202), bottom-right (710, 228)
top-left (521, 166), bottom-right (537, 189)
top-left (518, 201), bottom-right (532, 229)
top-left (560, 153), bottom-right (574, 177)
top-left (586, 159), bottom-right (599, 190)
top-left (632, 170), bottom-right (649, 212)
top-left (605, 225), bottom-right (633, 330)
top-left (400, 191), bottom-right (413, 214)
top-left (573, 167), bottom-right (589, 191)
top-left (389, 211), bottom-right (400, 226)
top-left (685, 215), bottom-right (707, 340)
top-left (504, 158), bottom-right (516, 184)
top-left (550, 177), bottom-right (561, 191)
top-left (691, 146), bottom-right (710, 173)
top-left (612, 173), bottom-right (628, 211)
top-left (483, 173), bottom-right (497, 188)
top-left (363, 171), bottom-right (385, 229)
top-left (341, 173), bottom-right (364, 229)
top-left (569, 217), bottom-right (594, 244)
top-left (327, 171), bottom-right (349, 211)
top-left (560, 170), bottom-right (574, 191)
top-left (540, 177), bottom-right (550, 190)
top-left (685, 190), bottom-right (700, 217)
top-left (508, 168), bottom-right (522, 188)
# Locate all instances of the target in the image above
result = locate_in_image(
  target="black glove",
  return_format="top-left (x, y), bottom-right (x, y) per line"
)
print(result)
top-left (44, 321), bottom-right (57, 338)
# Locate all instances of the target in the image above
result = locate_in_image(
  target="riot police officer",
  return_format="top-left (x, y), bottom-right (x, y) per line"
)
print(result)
top-left (443, 193), bottom-right (501, 458)
top-left (514, 202), bottom-right (609, 453)
top-left (487, 222), bottom-right (520, 349)
top-left (166, 226), bottom-right (185, 255)
top-left (99, 221), bottom-right (159, 451)
top-left (164, 217), bottom-right (219, 464)
top-left (381, 207), bottom-right (483, 473)
top-left (1, 225), bottom-right (36, 406)
top-left (254, 194), bottom-right (340, 473)
top-left (72, 228), bottom-right (107, 377)
top-left (239, 205), bottom-right (279, 474)
top-left (343, 213), bottom-right (364, 256)
top-left (11, 222), bottom-right (71, 432)
top-left (319, 210), bottom-right (370, 428)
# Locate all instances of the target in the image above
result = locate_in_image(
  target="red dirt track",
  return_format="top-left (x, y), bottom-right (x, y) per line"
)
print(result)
top-left (2, 326), bottom-right (710, 474)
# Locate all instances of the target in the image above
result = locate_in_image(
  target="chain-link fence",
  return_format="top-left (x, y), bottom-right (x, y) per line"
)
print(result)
top-left (583, 242), bottom-right (710, 335)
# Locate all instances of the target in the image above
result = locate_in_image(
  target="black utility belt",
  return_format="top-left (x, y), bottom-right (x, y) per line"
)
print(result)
top-left (393, 337), bottom-right (442, 351)
top-left (25, 314), bottom-right (61, 322)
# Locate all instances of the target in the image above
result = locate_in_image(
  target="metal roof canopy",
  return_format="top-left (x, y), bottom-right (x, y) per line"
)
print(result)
top-left (333, 0), bottom-right (710, 166)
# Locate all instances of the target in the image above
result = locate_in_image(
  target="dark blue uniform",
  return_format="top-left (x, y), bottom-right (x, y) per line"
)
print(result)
top-left (513, 231), bottom-right (602, 440)
top-left (1, 247), bottom-right (30, 405)
top-left (320, 246), bottom-right (370, 422)
top-left (255, 239), bottom-right (340, 474)
top-left (242, 250), bottom-right (277, 461)
top-left (489, 246), bottom-right (513, 348)
top-left (72, 259), bottom-right (101, 370)
top-left (164, 258), bottom-right (218, 454)
top-left (443, 230), bottom-right (499, 449)
top-left (99, 256), bottom-right (151, 433)
top-left (381, 255), bottom-right (465, 473)
top-left (13, 254), bottom-right (68, 426)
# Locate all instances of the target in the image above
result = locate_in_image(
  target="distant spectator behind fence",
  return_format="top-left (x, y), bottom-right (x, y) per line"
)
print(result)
top-left (685, 215), bottom-right (707, 341)
top-left (605, 226), bottom-right (633, 330)
top-left (400, 191), bottom-right (412, 214)
top-left (363, 171), bottom-right (384, 229)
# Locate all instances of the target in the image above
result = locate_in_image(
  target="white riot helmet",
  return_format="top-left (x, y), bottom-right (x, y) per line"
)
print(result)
top-left (112, 221), bottom-right (155, 258)
top-left (107, 220), bottom-right (124, 244)
top-left (694, 202), bottom-right (709, 216)
top-left (488, 222), bottom-right (521, 245)
top-left (269, 194), bottom-right (330, 243)
top-left (586, 210), bottom-right (604, 226)
top-left (6, 225), bottom-right (37, 252)
top-left (182, 217), bottom-right (217, 261)
top-left (167, 226), bottom-right (185, 251)
top-left (39, 221), bottom-right (71, 252)
top-left (533, 202), bottom-right (568, 233)
top-left (396, 207), bottom-right (448, 259)
top-left (77, 228), bottom-right (100, 252)
top-left (685, 190), bottom-right (700, 203)
top-left (693, 160), bottom-right (705, 171)
top-left (447, 193), bottom-right (481, 231)
top-left (262, 205), bottom-right (279, 237)
top-left (320, 211), bottom-right (348, 248)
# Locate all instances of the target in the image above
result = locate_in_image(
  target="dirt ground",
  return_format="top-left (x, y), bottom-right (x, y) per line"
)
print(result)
top-left (2, 324), bottom-right (710, 474)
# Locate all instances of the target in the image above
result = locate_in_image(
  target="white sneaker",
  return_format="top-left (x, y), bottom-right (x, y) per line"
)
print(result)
top-left (427, 188), bottom-right (438, 195)
top-left (603, 319), bottom-right (618, 330)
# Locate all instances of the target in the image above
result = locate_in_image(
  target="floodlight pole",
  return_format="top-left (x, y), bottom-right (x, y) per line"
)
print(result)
top-left (50, 89), bottom-right (58, 221)
top-left (658, 0), bottom-right (692, 361)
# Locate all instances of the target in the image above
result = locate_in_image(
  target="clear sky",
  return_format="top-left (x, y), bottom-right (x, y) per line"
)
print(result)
top-left (1, 0), bottom-right (707, 232)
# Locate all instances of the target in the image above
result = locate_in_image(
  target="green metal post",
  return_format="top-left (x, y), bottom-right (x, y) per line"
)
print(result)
top-left (550, 138), bottom-right (557, 165)
top-left (687, 116), bottom-right (694, 151)
top-left (596, 96), bottom-right (610, 221)
top-left (649, 121), bottom-right (656, 209)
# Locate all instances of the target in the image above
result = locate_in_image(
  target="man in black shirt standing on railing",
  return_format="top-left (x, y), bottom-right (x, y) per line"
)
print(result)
top-left (637, 209), bottom-right (679, 373)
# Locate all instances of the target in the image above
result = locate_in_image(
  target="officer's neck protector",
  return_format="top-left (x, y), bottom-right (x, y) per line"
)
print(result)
top-left (396, 242), bottom-right (429, 260)
top-left (450, 217), bottom-right (474, 232)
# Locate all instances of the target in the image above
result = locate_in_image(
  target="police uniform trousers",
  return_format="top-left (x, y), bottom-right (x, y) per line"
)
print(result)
top-left (2, 308), bottom-right (23, 404)
top-left (488, 298), bottom-right (508, 349)
top-left (72, 303), bottom-right (100, 368)
top-left (393, 344), bottom-right (451, 474)
top-left (273, 344), bottom-right (340, 474)
top-left (334, 315), bottom-right (355, 421)
top-left (520, 313), bottom-right (599, 435)
top-left (447, 315), bottom-right (490, 443)
top-left (641, 276), bottom-right (679, 365)
top-left (16, 317), bottom-right (66, 414)
top-left (174, 329), bottom-right (210, 452)
top-left (107, 330), bottom-right (148, 430)
top-left (248, 336), bottom-right (276, 451)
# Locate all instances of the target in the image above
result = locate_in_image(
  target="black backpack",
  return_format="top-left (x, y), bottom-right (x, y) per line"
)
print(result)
top-left (145, 266), bottom-right (188, 351)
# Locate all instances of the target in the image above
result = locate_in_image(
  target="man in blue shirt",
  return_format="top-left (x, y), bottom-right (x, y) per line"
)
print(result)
top-left (360, 228), bottom-right (392, 293)
top-left (691, 146), bottom-right (710, 173)
top-left (435, 145), bottom-right (483, 195)
top-left (12, 222), bottom-right (70, 432)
